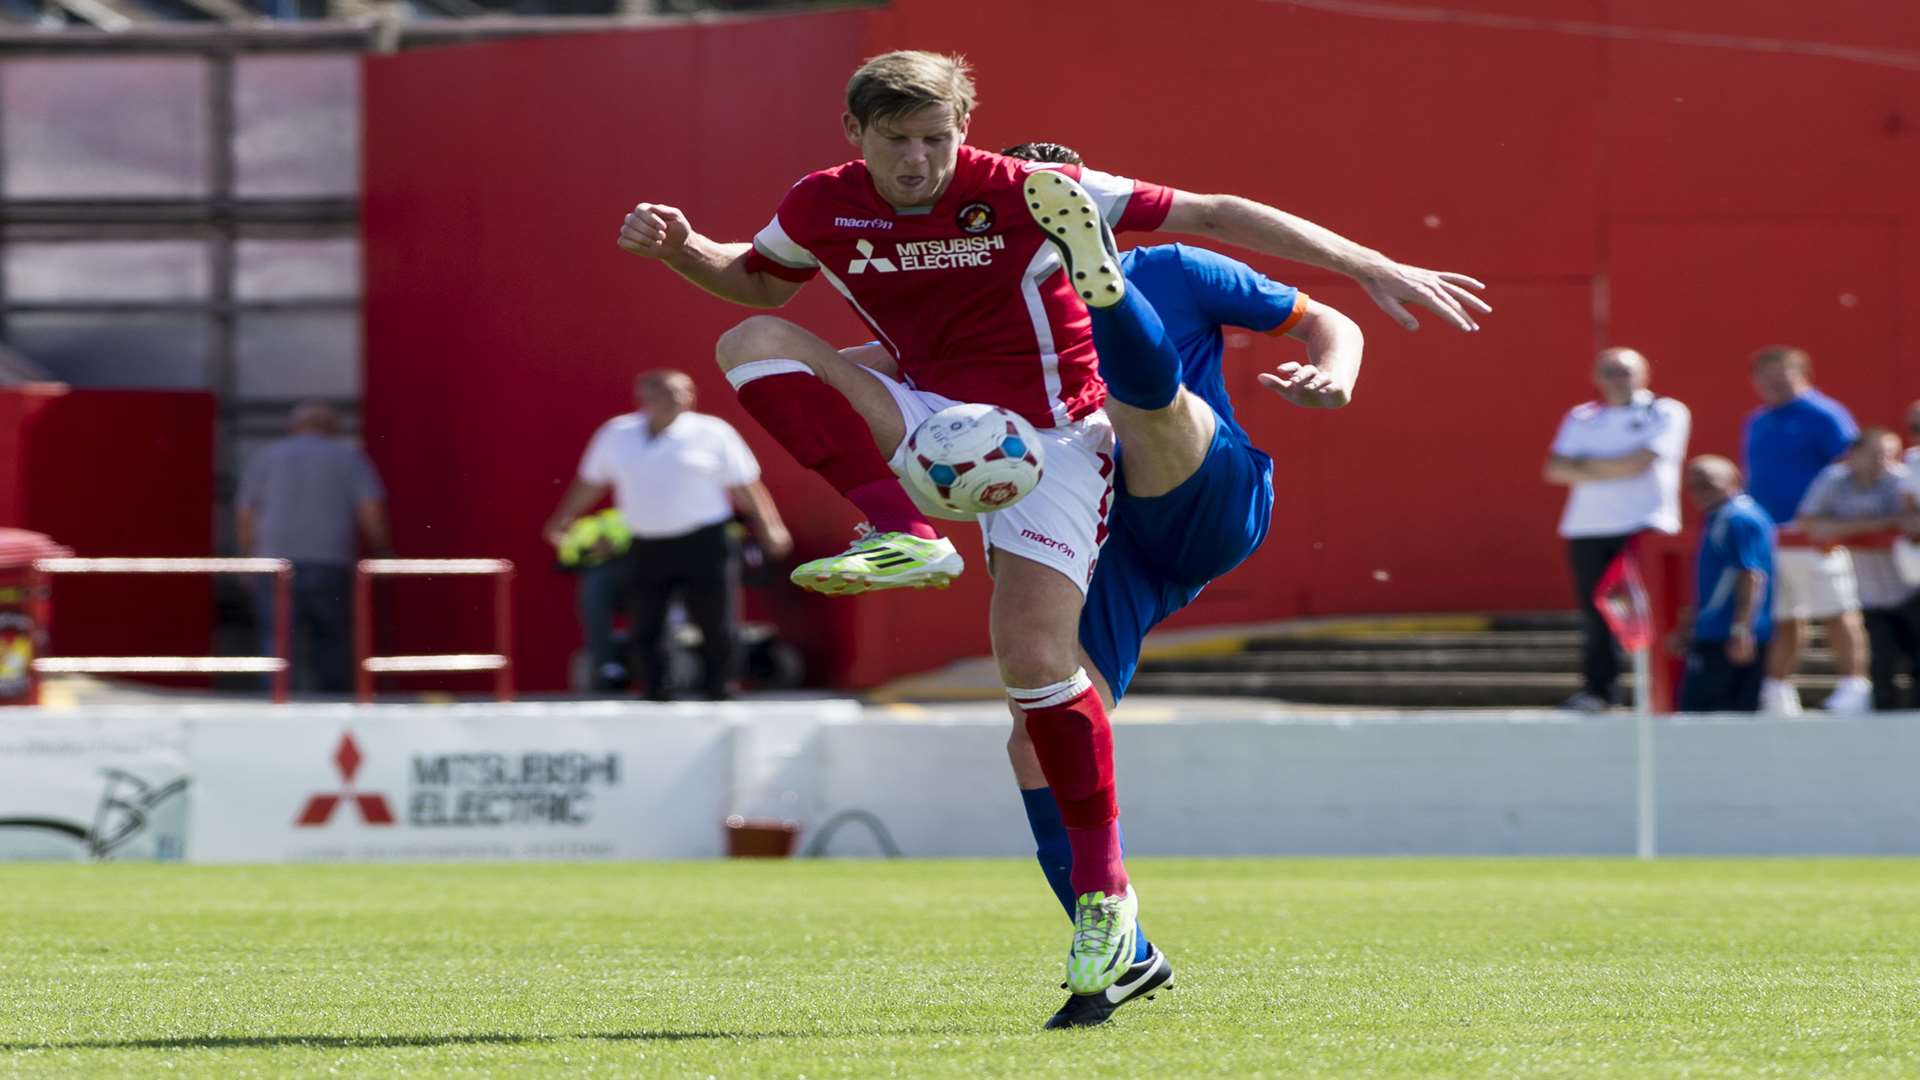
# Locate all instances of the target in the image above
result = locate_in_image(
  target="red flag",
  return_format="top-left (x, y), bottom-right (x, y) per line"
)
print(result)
top-left (1594, 542), bottom-right (1654, 653)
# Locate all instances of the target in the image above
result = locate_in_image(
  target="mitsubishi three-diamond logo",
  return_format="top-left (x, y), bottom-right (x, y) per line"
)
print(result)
top-left (295, 732), bottom-right (396, 827)
top-left (846, 238), bottom-right (897, 275)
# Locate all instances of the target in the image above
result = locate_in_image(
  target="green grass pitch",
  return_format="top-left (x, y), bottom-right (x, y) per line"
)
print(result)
top-left (4, 859), bottom-right (1918, 1078)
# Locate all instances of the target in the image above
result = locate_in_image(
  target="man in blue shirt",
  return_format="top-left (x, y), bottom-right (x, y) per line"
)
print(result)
top-left (1741, 345), bottom-right (1868, 713)
top-left (236, 401), bottom-right (391, 694)
top-left (1678, 455), bottom-right (1775, 711)
top-left (1006, 145), bottom-right (1376, 1030)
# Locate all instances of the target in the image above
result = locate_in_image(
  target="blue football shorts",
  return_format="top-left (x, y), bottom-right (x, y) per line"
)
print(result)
top-left (1079, 417), bottom-right (1275, 700)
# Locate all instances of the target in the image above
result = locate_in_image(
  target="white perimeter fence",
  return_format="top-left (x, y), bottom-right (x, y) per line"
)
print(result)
top-left (3, 702), bottom-right (1917, 862)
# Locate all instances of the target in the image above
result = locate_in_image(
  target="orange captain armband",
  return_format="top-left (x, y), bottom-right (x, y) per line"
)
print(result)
top-left (1264, 292), bottom-right (1311, 336)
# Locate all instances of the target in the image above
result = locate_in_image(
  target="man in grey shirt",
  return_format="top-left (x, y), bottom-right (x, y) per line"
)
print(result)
top-left (1796, 428), bottom-right (1919, 711)
top-left (235, 401), bottom-right (391, 693)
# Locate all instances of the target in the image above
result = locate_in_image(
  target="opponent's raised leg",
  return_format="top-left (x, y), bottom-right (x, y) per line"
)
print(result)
top-left (1026, 171), bottom-right (1215, 497)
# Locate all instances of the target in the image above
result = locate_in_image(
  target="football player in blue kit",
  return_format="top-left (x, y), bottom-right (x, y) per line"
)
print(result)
top-left (837, 141), bottom-right (1485, 1028)
top-left (1005, 141), bottom-right (1485, 1028)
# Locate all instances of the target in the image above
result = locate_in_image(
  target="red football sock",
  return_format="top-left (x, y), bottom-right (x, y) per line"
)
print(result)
top-left (729, 362), bottom-right (937, 540)
top-left (1066, 823), bottom-right (1127, 900)
top-left (847, 479), bottom-right (939, 540)
top-left (1010, 670), bottom-right (1129, 897)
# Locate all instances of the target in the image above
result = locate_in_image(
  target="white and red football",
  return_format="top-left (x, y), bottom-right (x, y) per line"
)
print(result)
top-left (902, 403), bottom-right (1046, 518)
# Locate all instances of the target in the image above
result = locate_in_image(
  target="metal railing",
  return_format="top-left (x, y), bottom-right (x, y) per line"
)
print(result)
top-left (29, 557), bottom-right (292, 703)
top-left (353, 557), bottom-right (513, 703)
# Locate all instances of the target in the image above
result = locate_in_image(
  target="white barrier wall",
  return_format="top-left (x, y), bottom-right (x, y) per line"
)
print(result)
top-left (1657, 714), bottom-right (1920, 855)
top-left (4, 703), bottom-right (1918, 861)
top-left (816, 713), bottom-right (1645, 857)
top-left (0, 713), bottom-right (188, 860)
top-left (1116, 716), bottom-right (1643, 857)
top-left (191, 704), bottom-right (737, 861)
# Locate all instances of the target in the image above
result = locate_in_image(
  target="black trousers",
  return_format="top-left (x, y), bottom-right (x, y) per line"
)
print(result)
top-left (1865, 596), bottom-right (1920, 711)
top-left (253, 563), bottom-right (353, 695)
top-left (1678, 639), bottom-right (1765, 713)
top-left (1567, 532), bottom-right (1639, 701)
top-left (626, 523), bottom-right (738, 701)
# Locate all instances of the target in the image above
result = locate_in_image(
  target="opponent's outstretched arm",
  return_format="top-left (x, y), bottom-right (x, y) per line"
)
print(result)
top-left (1159, 192), bottom-right (1490, 333)
top-left (617, 202), bottom-right (803, 310)
top-left (1260, 302), bottom-right (1364, 409)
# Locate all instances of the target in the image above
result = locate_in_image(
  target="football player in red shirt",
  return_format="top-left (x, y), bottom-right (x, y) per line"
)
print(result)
top-left (617, 50), bottom-right (1488, 1010)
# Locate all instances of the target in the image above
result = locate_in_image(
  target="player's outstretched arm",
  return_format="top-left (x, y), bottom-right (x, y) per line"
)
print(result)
top-left (617, 202), bottom-right (802, 310)
top-left (1260, 302), bottom-right (1363, 409)
top-left (1159, 192), bottom-right (1490, 332)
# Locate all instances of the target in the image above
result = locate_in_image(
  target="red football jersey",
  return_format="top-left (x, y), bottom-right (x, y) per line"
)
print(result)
top-left (744, 145), bottom-right (1173, 429)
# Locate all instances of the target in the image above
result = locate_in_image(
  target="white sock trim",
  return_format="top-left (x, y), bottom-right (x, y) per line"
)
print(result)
top-left (724, 358), bottom-right (813, 390)
top-left (1007, 668), bottom-right (1093, 711)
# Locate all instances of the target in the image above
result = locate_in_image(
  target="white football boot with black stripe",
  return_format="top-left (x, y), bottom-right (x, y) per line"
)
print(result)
top-left (1044, 942), bottom-right (1174, 1029)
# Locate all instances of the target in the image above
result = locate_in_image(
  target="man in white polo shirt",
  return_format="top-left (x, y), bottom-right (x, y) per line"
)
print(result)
top-left (544, 370), bottom-right (791, 700)
top-left (1544, 347), bottom-right (1691, 711)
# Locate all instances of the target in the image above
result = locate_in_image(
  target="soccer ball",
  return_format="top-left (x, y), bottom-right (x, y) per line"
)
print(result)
top-left (903, 403), bottom-right (1045, 517)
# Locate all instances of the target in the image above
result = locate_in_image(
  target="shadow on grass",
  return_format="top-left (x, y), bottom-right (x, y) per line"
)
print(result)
top-left (1, 1030), bottom-right (807, 1052)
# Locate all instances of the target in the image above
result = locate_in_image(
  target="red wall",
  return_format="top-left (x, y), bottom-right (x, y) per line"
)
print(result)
top-left (0, 386), bottom-right (215, 667)
top-left (362, 14), bottom-right (883, 689)
top-left (363, 1), bottom-right (1920, 690)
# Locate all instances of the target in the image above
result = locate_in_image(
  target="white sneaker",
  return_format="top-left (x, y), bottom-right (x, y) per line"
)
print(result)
top-left (1760, 679), bottom-right (1802, 716)
top-left (1822, 676), bottom-right (1873, 714)
top-left (1559, 691), bottom-right (1612, 714)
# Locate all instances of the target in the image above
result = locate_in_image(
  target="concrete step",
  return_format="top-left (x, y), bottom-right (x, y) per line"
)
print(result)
top-left (1128, 670), bottom-right (1850, 709)
top-left (1158, 645), bottom-right (1842, 676)
top-left (1130, 671), bottom-right (1588, 708)
top-left (1486, 612), bottom-right (1585, 631)
top-left (1244, 631), bottom-right (1582, 653)
top-left (1124, 612), bottom-right (1858, 708)
top-left (1151, 648), bottom-right (1583, 674)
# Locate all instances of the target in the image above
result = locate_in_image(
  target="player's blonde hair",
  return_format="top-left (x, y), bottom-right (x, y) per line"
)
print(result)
top-left (846, 51), bottom-right (976, 128)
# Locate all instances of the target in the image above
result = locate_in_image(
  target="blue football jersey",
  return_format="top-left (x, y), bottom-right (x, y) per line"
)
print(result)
top-left (1117, 243), bottom-right (1305, 444)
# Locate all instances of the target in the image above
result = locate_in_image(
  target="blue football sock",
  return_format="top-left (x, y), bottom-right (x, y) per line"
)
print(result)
top-left (1117, 821), bottom-right (1153, 963)
top-left (1020, 786), bottom-right (1077, 921)
top-left (1087, 285), bottom-right (1181, 411)
top-left (1021, 786), bottom-right (1154, 963)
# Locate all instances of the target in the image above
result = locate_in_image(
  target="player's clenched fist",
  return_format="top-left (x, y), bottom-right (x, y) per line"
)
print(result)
top-left (618, 202), bottom-right (691, 259)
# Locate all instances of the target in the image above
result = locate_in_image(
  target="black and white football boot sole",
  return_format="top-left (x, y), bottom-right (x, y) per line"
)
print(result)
top-left (1044, 944), bottom-right (1174, 1029)
top-left (1022, 170), bottom-right (1125, 309)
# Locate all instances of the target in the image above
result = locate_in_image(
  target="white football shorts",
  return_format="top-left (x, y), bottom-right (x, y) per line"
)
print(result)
top-left (1772, 545), bottom-right (1859, 620)
top-left (857, 365), bottom-right (1114, 594)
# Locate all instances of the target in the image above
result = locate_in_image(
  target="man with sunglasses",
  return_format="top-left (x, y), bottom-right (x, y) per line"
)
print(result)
top-left (1544, 349), bottom-right (1690, 711)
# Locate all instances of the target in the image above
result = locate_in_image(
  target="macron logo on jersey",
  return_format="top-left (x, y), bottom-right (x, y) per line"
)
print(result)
top-left (848, 239), bottom-right (898, 274)
top-left (848, 235), bottom-right (1007, 275)
top-left (834, 216), bottom-right (893, 230)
